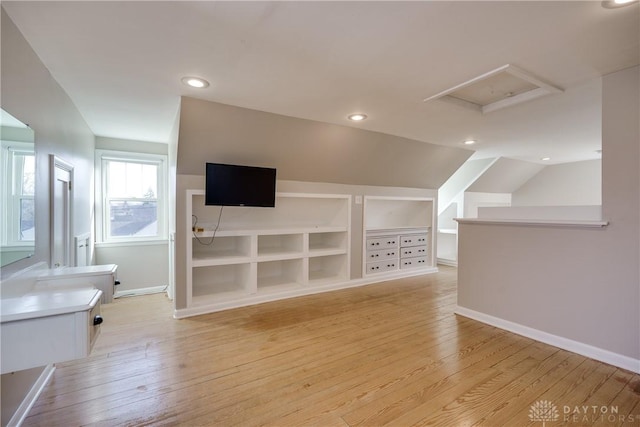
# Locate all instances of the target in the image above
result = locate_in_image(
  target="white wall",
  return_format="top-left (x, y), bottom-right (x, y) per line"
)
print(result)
top-left (95, 244), bottom-right (168, 293)
top-left (438, 158), bottom-right (495, 215)
top-left (457, 66), bottom-right (639, 370)
top-left (463, 192), bottom-right (512, 218)
top-left (1, 8), bottom-right (95, 425)
top-left (512, 159), bottom-right (601, 206)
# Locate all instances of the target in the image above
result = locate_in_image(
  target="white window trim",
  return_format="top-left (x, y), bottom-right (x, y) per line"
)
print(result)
top-left (1, 140), bottom-right (35, 247)
top-left (95, 149), bottom-right (168, 244)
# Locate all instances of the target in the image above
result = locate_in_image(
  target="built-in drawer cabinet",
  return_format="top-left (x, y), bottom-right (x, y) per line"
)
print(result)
top-left (366, 236), bottom-right (398, 250)
top-left (400, 255), bottom-right (428, 269)
top-left (366, 248), bottom-right (398, 262)
top-left (400, 233), bottom-right (428, 248)
top-left (400, 245), bottom-right (428, 258)
top-left (365, 227), bottom-right (431, 276)
top-left (366, 259), bottom-right (399, 274)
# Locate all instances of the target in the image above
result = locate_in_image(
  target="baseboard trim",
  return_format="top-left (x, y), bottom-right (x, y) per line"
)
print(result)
top-left (114, 285), bottom-right (167, 299)
top-left (455, 305), bottom-right (640, 374)
top-left (437, 258), bottom-right (458, 267)
top-left (7, 364), bottom-right (55, 427)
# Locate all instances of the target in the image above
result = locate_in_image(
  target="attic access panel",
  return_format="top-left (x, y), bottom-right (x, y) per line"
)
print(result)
top-left (423, 64), bottom-right (563, 114)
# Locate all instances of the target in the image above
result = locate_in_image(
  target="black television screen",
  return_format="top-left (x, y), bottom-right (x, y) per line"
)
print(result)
top-left (205, 163), bottom-right (276, 207)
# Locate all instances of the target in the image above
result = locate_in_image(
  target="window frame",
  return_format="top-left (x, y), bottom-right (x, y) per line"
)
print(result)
top-left (95, 150), bottom-right (168, 244)
top-left (1, 140), bottom-right (35, 247)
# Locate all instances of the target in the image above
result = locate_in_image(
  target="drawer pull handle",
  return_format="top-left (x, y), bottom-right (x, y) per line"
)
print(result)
top-left (93, 315), bottom-right (104, 326)
top-left (114, 280), bottom-right (121, 286)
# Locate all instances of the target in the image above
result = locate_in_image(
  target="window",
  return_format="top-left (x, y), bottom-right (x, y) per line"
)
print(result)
top-left (1, 141), bottom-right (35, 246)
top-left (96, 151), bottom-right (167, 243)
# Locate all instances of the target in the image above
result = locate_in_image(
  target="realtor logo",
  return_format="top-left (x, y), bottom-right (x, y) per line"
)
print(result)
top-left (529, 400), bottom-right (560, 426)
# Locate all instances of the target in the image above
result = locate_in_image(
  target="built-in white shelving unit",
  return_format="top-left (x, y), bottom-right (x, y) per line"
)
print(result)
top-left (363, 196), bottom-right (437, 278)
top-left (183, 190), bottom-right (351, 315)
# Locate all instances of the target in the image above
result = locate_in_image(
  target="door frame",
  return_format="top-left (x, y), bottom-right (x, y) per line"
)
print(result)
top-left (50, 155), bottom-right (74, 268)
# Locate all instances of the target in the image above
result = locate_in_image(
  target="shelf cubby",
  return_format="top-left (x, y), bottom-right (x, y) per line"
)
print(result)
top-left (308, 254), bottom-right (347, 284)
top-left (192, 235), bottom-right (252, 265)
top-left (308, 231), bottom-right (347, 256)
top-left (192, 263), bottom-right (252, 298)
top-left (257, 259), bottom-right (304, 290)
top-left (257, 233), bottom-right (303, 260)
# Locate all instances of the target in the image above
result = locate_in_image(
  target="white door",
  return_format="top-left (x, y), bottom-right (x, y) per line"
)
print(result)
top-left (50, 156), bottom-right (73, 268)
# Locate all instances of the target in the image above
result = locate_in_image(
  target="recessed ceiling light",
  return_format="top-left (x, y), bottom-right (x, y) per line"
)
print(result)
top-left (463, 140), bottom-right (476, 145)
top-left (348, 113), bottom-right (367, 121)
top-left (541, 157), bottom-right (551, 161)
top-left (181, 76), bottom-right (210, 88)
top-left (602, 0), bottom-right (638, 8)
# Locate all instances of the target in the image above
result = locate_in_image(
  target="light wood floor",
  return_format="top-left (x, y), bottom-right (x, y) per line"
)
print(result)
top-left (24, 267), bottom-right (640, 426)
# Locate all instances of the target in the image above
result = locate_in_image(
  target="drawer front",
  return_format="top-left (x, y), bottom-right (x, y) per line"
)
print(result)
top-left (400, 245), bottom-right (428, 259)
top-left (88, 300), bottom-right (102, 351)
top-left (366, 236), bottom-right (398, 250)
top-left (400, 256), bottom-right (429, 269)
top-left (366, 248), bottom-right (398, 262)
top-left (366, 259), bottom-right (399, 274)
top-left (400, 233), bottom-right (429, 247)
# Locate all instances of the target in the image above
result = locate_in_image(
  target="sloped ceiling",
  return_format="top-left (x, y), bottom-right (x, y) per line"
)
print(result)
top-left (2, 1), bottom-right (638, 164)
top-left (467, 158), bottom-right (546, 194)
top-left (178, 97), bottom-right (471, 189)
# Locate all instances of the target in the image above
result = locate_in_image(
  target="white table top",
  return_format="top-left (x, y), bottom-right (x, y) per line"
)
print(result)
top-left (37, 264), bottom-right (117, 280)
top-left (1, 288), bottom-right (102, 323)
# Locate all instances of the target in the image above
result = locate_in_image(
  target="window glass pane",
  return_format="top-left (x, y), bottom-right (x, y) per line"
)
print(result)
top-left (107, 161), bottom-right (157, 199)
top-left (21, 154), bottom-right (35, 196)
top-left (20, 198), bottom-right (35, 241)
top-left (13, 153), bottom-right (35, 196)
top-left (109, 200), bottom-right (158, 237)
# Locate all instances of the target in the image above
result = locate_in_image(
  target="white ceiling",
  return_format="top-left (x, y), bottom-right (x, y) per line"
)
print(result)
top-left (3, 1), bottom-right (639, 164)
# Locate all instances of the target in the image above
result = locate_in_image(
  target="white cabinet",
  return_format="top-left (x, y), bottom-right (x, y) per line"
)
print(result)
top-left (182, 191), bottom-right (351, 316)
top-left (363, 196), bottom-right (436, 278)
top-left (0, 288), bottom-right (102, 374)
top-left (35, 264), bottom-right (118, 303)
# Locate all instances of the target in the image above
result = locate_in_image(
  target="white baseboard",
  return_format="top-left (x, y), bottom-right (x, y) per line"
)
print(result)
top-left (7, 364), bottom-right (55, 427)
top-left (437, 258), bottom-right (458, 267)
top-left (455, 305), bottom-right (640, 374)
top-left (114, 285), bottom-right (167, 299)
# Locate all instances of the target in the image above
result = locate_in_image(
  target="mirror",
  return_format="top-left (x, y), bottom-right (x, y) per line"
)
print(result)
top-left (1, 109), bottom-right (35, 267)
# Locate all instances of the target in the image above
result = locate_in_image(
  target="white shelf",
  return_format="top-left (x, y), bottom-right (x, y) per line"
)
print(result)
top-left (308, 248), bottom-right (347, 257)
top-left (455, 218), bottom-right (609, 228)
top-left (185, 190), bottom-right (352, 313)
top-left (192, 255), bottom-right (251, 267)
top-left (193, 225), bottom-right (347, 237)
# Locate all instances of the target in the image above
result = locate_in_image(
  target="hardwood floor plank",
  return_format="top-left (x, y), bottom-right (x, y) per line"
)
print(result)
top-left (20, 267), bottom-right (640, 427)
top-left (469, 349), bottom-right (586, 426)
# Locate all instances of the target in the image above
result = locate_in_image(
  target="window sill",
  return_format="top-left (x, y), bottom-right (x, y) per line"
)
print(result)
top-left (95, 239), bottom-right (169, 248)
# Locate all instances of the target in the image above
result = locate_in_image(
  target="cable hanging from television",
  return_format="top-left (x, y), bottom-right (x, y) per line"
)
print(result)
top-left (192, 206), bottom-right (223, 246)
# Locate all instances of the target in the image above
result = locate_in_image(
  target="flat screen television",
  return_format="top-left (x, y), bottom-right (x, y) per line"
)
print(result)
top-left (205, 163), bottom-right (277, 207)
